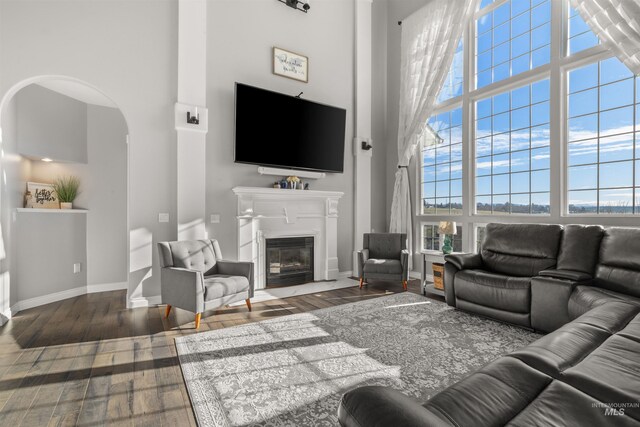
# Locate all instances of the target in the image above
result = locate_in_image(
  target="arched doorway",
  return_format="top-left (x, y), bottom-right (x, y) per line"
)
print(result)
top-left (0, 76), bottom-right (130, 322)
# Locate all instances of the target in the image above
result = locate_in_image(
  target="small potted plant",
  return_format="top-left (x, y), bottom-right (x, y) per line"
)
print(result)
top-left (53, 176), bottom-right (80, 209)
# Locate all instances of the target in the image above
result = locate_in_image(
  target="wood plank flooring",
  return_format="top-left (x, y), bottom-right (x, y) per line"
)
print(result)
top-left (0, 279), bottom-right (431, 426)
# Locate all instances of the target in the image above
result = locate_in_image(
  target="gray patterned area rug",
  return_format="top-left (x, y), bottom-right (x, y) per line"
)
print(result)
top-left (175, 292), bottom-right (540, 427)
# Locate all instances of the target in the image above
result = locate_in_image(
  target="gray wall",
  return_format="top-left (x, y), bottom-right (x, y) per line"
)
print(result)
top-left (205, 0), bottom-right (356, 272)
top-left (0, 97), bottom-right (33, 312)
top-left (14, 212), bottom-right (87, 301)
top-left (0, 0), bottom-right (178, 299)
top-left (16, 85), bottom-right (88, 163)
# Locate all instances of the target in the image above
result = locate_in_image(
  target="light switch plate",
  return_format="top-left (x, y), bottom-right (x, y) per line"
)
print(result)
top-left (158, 213), bottom-right (169, 223)
top-left (210, 214), bottom-right (220, 224)
top-left (73, 263), bottom-right (81, 274)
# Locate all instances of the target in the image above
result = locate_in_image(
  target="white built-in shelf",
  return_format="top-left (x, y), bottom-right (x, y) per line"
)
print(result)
top-left (16, 208), bottom-right (88, 214)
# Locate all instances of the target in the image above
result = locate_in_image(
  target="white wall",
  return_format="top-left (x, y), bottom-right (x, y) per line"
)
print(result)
top-left (16, 85), bottom-right (87, 163)
top-left (371, 0), bottom-right (389, 234)
top-left (0, 0), bottom-right (178, 301)
top-left (205, 0), bottom-right (356, 272)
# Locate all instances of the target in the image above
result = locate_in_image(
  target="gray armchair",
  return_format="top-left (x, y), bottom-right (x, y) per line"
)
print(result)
top-left (157, 239), bottom-right (254, 328)
top-left (357, 233), bottom-right (409, 291)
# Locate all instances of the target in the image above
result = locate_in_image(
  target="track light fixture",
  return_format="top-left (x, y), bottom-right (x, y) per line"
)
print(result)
top-left (278, 0), bottom-right (310, 13)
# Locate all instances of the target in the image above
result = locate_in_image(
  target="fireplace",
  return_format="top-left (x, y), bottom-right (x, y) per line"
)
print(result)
top-left (266, 237), bottom-right (314, 287)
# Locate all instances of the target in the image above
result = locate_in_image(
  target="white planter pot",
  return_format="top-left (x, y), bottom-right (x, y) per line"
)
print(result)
top-left (60, 202), bottom-right (73, 209)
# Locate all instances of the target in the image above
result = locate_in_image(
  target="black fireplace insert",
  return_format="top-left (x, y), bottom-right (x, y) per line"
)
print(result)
top-left (266, 237), bottom-right (314, 287)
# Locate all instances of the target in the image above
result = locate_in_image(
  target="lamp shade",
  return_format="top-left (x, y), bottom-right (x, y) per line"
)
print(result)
top-left (438, 221), bottom-right (457, 235)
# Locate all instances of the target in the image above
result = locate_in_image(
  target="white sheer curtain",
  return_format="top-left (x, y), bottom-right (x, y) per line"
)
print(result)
top-left (390, 0), bottom-right (478, 268)
top-left (571, 0), bottom-right (640, 74)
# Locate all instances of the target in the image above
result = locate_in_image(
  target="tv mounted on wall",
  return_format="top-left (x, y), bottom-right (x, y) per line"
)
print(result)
top-left (234, 83), bottom-right (346, 173)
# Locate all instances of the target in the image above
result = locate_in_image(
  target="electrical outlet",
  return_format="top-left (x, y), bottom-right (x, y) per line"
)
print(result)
top-left (158, 213), bottom-right (169, 223)
top-left (73, 263), bottom-right (81, 274)
top-left (210, 213), bottom-right (220, 224)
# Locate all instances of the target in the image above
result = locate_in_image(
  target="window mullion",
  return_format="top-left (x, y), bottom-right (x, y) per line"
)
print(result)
top-left (549, 0), bottom-right (563, 219)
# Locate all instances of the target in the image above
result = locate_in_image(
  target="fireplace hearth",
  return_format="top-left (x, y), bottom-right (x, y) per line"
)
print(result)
top-left (266, 237), bottom-right (314, 287)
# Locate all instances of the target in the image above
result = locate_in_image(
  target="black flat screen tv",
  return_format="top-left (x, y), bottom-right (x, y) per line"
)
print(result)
top-left (234, 83), bottom-right (346, 173)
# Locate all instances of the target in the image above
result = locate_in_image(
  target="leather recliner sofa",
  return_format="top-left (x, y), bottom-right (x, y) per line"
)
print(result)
top-left (338, 224), bottom-right (640, 427)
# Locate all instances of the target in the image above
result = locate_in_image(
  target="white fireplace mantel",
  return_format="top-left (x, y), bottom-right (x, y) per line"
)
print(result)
top-left (232, 186), bottom-right (343, 290)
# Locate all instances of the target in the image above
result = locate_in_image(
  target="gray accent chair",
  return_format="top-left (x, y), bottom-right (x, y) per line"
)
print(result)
top-left (157, 239), bottom-right (254, 328)
top-left (357, 233), bottom-right (409, 291)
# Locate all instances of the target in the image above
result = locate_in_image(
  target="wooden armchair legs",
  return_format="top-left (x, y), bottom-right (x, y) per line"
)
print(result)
top-left (359, 278), bottom-right (364, 289)
top-left (402, 280), bottom-right (408, 291)
top-left (166, 299), bottom-right (252, 330)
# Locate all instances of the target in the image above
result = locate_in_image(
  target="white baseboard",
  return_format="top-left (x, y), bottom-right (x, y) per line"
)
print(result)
top-left (338, 270), bottom-right (353, 279)
top-left (8, 281), bottom-right (129, 317)
top-left (11, 285), bottom-right (87, 314)
top-left (87, 281), bottom-right (128, 293)
top-left (128, 294), bottom-right (162, 308)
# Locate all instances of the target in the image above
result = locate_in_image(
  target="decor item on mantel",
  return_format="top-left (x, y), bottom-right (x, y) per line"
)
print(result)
top-left (439, 221), bottom-right (457, 255)
top-left (26, 182), bottom-right (58, 209)
top-left (286, 175), bottom-right (300, 189)
top-left (53, 176), bottom-right (80, 209)
top-left (277, 0), bottom-right (310, 13)
top-left (273, 47), bottom-right (308, 83)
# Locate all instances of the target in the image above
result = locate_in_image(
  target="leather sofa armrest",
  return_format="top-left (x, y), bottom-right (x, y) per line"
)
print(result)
top-left (160, 267), bottom-right (204, 313)
top-left (531, 276), bottom-right (578, 333)
top-left (338, 386), bottom-right (450, 427)
top-left (357, 249), bottom-right (369, 278)
top-left (444, 253), bottom-right (483, 271)
top-left (217, 260), bottom-right (254, 298)
top-left (401, 249), bottom-right (409, 281)
top-left (538, 269), bottom-right (592, 282)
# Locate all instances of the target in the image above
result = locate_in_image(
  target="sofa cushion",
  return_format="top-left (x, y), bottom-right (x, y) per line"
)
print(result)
top-left (481, 223), bottom-right (562, 277)
top-left (506, 380), bottom-right (640, 427)
top-left (424, 357), bottom-right (552, 427)
top-left (454, 269), bottom-right (531, 313)
top-left (563, 332), bottom-right (640, 421)
top-left (595, 227), bottom-right (640, 298)
top-left (203, 274), bottom-right (249, 301)
top-left (510, 302), bottom-right (638, 377)
top-left (363, 259), bottom-right (403, 275)
top-left (569, 285), bottom-right (640, 319)
top-left (556, 224), bottom-right (604, 275)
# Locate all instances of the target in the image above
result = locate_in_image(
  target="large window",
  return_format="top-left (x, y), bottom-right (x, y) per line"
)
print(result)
top-left (423, 108), bottom-right (463, 215)
top-left (567, 57), bottom-right (640, 214)
top-left (475, 79), bottom-right (551, 214)
top-left (438, 40), bottom-right (464, 103)
top-left (422, 223), bottom-right (463, 252)
top-left (417, 0), bottom-right (636, 254)
top-left (567, 6), bottom-right (599, 55)
top-left (475, 0), bottom-right (551, 89)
